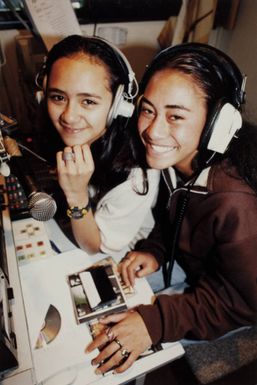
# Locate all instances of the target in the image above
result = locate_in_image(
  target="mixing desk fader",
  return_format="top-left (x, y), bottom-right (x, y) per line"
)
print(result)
top-left (4, 174), bottom-right (29, 220)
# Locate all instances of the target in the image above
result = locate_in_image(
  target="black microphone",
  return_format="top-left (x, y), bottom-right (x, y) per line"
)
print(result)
top-left (4, 136), bottom-right (57, 221)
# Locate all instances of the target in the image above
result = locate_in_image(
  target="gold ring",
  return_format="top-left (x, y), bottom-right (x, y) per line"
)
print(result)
top-left (62, 152), bottom-right (75, 161)
top-left (114, 338), bottom-right (122, 349)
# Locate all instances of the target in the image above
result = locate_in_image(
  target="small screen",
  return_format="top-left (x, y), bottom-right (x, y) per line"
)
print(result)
top-left (89, 266), bottom-right (117, 305)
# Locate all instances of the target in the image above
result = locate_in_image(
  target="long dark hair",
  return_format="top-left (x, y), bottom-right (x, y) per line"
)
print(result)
top-left (139, 43), bottom-right (257, 192)
top-left (36, 35), bottom-right (148, 204)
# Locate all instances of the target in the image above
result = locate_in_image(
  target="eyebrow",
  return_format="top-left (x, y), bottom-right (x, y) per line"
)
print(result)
top-left (47, 88), bottom-right (103, 100)
top-left (141, 96), bottom-right (191, 112)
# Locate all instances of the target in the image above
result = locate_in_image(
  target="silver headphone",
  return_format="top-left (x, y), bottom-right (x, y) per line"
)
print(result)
top-left (95, 36), bottom-right (139, 127)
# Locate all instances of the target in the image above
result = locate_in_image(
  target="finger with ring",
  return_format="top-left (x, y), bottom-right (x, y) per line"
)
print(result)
top-left (114, 338), bottom-right (122, 349)
top-left (105, 327), bottom-right (115, 342)
top-left (62, 152), bottom-right (75, 161)
top-left (121, 348), bottom-right (130, 358)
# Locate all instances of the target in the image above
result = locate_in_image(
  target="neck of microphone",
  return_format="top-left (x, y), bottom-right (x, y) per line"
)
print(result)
top-left (3, 136), bottom-right (57, 221)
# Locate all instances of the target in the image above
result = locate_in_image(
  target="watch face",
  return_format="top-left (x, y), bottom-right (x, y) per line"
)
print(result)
top-left (73, 210), bottom-right (83, 219)
top-left (67, 203), bottom-right (90, 219)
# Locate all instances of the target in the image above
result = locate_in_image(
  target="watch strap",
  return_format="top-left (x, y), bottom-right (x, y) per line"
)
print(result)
top-left (67, 200), bottom-right (91, 219)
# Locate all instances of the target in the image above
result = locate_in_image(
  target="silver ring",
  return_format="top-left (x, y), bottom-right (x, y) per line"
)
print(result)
top-left (114, 338), bottom-right (122, 349)
top-left (121, 348), bottom-right (130, 358)
top-left (62, 152), bottom-right (75, 161)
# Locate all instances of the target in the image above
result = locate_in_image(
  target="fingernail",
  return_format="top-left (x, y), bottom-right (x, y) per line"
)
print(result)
top-left (95, 368), bottom-right (102, 375)
top-left (91, 359), bottom-right (96, 366)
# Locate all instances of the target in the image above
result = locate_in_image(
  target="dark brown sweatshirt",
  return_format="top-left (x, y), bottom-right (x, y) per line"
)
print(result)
top-left (137, 161), bottom-right (257, 344)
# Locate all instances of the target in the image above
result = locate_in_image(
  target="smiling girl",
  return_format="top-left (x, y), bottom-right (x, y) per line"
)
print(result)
top-left (86, 43), bottom-right (257, 379)
top-left (38, 35), bottom-right (160, 254)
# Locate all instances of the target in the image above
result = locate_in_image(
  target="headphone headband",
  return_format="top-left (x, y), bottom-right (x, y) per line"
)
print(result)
top-left (92, 35), bottom-right (138, 98)
top-left (143, 42), bottom-right (246, 109)
top-left (89, 36), bottom-right (138, 125)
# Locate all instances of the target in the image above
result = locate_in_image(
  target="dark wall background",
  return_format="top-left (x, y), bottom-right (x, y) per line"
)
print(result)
top-left (76, 0), bottom-right (182, 23)
top-left (0, 0), bottom-right (182, 29)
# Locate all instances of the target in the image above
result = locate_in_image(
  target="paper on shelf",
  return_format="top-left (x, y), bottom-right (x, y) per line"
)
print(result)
top-left (23, 0), bottom-right (82, 50)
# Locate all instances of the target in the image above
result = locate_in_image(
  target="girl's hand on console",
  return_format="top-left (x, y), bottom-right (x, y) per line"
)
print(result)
top-left (119, 251), bottom-right (159, 288)
top-left (86, 310), bottom-right (152, 375)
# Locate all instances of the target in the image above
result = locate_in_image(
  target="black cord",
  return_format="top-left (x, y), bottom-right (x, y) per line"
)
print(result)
top-left (164, 173), bottom-right (199, 288)
top-left (164, 188), bottom-right (190, 287)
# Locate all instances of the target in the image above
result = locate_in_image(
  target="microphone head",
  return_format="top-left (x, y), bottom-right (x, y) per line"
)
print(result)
top-left (28, 192), bottom-right (57, 221)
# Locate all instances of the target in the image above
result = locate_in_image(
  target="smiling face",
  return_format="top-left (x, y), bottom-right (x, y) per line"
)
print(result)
top-left (138, 69), bottom-right (207, 177)
top-left (46, 56), bottom-right (113, 147)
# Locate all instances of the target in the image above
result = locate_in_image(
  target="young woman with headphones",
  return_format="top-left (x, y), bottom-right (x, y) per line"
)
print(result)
top-left (37, 34), bottom-right (160, 254)
top-left (86, 43), bottom-right (257, 378)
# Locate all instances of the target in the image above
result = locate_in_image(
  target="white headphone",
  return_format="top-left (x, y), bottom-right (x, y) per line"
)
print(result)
top-left (93, 36), bottom-right (138, 127)
top-left (206, 101), bottom-right (243, 154)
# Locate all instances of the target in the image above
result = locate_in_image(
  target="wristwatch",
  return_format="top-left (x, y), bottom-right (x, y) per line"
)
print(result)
top-left (66, 201), bottom-right (91, 219)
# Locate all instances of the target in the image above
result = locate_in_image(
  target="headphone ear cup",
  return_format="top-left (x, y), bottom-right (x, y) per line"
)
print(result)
top-left (107, 84), bottom-right (135, 127)
top-left (207, 102), bottom-right (242, 153)
top-left (35, 73), bottom-right (47, 104)
top-left (199, 100), bottom-right (222, 152)
top-left (35, 90), bottom-right (44, 104)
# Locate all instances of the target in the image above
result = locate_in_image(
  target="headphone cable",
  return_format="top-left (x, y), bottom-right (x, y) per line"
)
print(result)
top-left (164, 171), bottom-right (199, 288)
